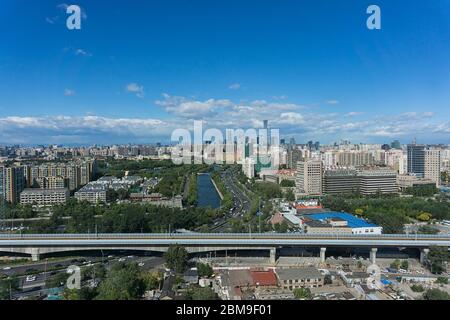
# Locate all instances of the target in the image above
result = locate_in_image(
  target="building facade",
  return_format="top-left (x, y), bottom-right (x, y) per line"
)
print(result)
top-left (296, 160), bottom-right (323, 196)
top-left (20, 188), bottom-right (70, 206)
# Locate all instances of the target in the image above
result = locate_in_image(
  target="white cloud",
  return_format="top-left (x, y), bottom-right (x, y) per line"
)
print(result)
top-left (45, 17), bottom-right (57, 24)
top-left (156, 94), bottom-right (232, 119)
top-left (325, 100), bottom-right (339, 105)
top-left (64, 89), bottom-right (76, 96)
top-left (0, 115), bottom-right (171, 144)
top-left (75, 49), bottom-right (92, 57)
top-left (228, 83), bottom-right (241, 90)
top-left (125, 83), bottom-right (145, 98)
top-left (346, 112), bottom-right (363, 117)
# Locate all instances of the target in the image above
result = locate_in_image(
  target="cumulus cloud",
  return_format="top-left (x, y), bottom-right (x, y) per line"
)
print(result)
top-left (156, 94), bottom-right (233, 119)
top-left (0, 115), bottom-right (171, 144)
top-left (228, 83), bottom-right (241, 90)
top-left (346, 112), bottom-right (363, 117)
top-left (125, 83), bottom-right (145, 98)
top-left (64, 89), bottom-right (76, 96)
top-left (75, 49), bottom-right (92, 57)
top-left (325, 100), bottom-right (340, 105)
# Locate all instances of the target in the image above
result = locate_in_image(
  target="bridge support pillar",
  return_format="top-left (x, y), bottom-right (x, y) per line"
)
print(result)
top-left (30, 248), bottom-right (40, 262)
top-left (370, 248), bottom-right (378, 264)
top-left (420, 248), bottom-right (430, 265)
top-left (320, 247), bottom-right (326, 263)
top-left (269, 248), bottom-right (277, 264)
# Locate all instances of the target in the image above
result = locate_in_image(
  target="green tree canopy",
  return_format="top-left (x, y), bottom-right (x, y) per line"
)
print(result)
top-left (164, 245), bottom-right (189, 274)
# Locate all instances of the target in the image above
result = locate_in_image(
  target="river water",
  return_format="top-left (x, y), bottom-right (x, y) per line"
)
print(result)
top-left (197, 173), bottom-right (221, 209)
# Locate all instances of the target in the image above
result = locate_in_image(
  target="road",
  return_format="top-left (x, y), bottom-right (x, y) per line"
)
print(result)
top-left (210, 169), bottom-right (252, 232)
top-left (1, 253), bottom-right (165, 299)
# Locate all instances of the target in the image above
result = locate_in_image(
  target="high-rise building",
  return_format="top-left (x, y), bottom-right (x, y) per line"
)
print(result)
top-left (407, 144), bottom-right (441, 186)
top-left (407, 144), bottom-right (425, 177)
top-left (424, 148), bottom-right (441, 186)
top-left (287, 149), bottom-right (303, 169)
top-left (0, 165), bottom-right (26, 204)
top-left (296, 160), bottom-right (323, 196)
top-left (391, 140), bottom-right (401, 149)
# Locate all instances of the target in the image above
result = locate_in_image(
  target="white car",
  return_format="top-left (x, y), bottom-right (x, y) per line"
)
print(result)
top-left (2, 267), bottom-right (11, 270)
top-left (25, 275), bottom-right (36, 282)
top-left (138, 262), bottom-right (145, 267)
top-left (118, 258), bottom-right (126, 262)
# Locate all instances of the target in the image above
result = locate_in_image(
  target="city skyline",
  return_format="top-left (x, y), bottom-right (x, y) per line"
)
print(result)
top-left (1, 0), bottom-right (449, 145)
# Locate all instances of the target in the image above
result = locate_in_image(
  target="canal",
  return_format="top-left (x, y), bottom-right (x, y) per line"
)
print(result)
top-left (197, 173), bottom-right (221, 209)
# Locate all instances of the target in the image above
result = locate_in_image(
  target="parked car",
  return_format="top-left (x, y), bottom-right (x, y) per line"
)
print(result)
top-left (25, 275), bottom-right (36, 282)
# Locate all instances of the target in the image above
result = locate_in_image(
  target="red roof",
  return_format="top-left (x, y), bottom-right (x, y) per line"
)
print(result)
top-left (250, 270), bottom-right (278, 286)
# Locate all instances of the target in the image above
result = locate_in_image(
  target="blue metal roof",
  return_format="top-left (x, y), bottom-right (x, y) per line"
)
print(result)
top-left (307, 212), bottom-right (378, 229)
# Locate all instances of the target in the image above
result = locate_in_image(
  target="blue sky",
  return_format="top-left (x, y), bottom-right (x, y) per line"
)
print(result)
top-left (0, 0), bottom-right (449, 145)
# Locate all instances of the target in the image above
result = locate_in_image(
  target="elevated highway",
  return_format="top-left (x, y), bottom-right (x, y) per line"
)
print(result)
top-left (1, 233), bottom-right (449, 263)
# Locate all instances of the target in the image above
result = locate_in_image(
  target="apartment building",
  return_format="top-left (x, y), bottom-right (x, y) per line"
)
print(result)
top-left (296, 160), bottom-right (323, 196)
top-left (20, 188), bottom-right (70, 206)
top-left (0, 165), bottom-right (26, 204)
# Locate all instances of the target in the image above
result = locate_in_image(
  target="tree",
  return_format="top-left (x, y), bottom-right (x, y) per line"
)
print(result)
top-left (284, 189), bottom-right (295, 202)
top-left (141, 271), bottom-right (164, 291)
top-left (280, 180), bottom-right (295, 188)
top-left (423, 288), bottom-right (450, 300)
top-left (293, 287), bottom-right (312, 300)
top-left (96, 262), bottom-right (145, 300)
top-left (186, 286), bottom-right (217, 300)
top-left (390, 259), bottom-right (401, 270)
top-left (428, 246), bottom-right (449, 274)
top-left (0, 277), bottom-right (19, 300)
top-left (400, 260), bottom-right (409, 270)
top-left (417, 212), bottom-right (432, 222)
top-left (324, 274), bottom-right (332, 285)
top-left (410, 284), bottom-right (424, 292)
top-left (273, 221), bottom-right (289, 233)
top-left (197, 263), bottom-right (214, 278)
top-left (435, 277), bottom-right (449, 285)
top-left (46, 272), bottom-right (69, 288)
top-left (82, 264), bottom-right (106, 282)
top-left (164, 245), bottom-right (189, 274)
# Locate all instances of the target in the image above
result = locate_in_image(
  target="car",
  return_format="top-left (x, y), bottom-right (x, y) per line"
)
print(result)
top-left (108, 255), bottom-right (114, 259)
top-left (2, 267), bottom-right (11, 271)
top-left (127, 256), bottom-right (134, 259)
top-left (138, 262), bottom-right (145, 267)
top-left (118, 258), bottom-right (126, 262)
top-left (25, 275), bottom-right (36, 282)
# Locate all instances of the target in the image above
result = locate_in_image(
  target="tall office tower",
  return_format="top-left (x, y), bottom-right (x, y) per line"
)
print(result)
top-left (0, 165), bottom-right (26, 204)
top-left (296, 160), bottom-right (323, 196)
top-left (424, 148), bottom-right (441, 186)
top-left (289, 138), bottom-right (296, 147)
top-left (407, 144), bottom-right (426, 177)
top-left (263, 120), bottom-right (268, 130)
top-left (391, 140), bottom-right (401, 150)
top-left (287, 148), bottom-right (303, 169)
top-left (398, 153), bottom-right (408, 175)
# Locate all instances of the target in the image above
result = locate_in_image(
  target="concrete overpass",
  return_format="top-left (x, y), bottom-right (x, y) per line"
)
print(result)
top-left (1, 233), bottom-right (449, 263)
